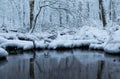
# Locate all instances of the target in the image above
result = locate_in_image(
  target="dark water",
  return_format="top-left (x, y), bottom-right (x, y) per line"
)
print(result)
top-left (0, 49), bottom-right (120, 79)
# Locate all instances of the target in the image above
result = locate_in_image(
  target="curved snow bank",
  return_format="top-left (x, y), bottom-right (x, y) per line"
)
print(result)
top-left (48, 39), bottom-right (99, 49)
top-left (0, 40), bottom-right (46, 50)
top-left (0, 26), bottom-right (120, 54)
top-left (103, 29), bottom-right (120, 54)
top-left (104, 43), bottom-right (120, 54)
top-left (77, 26), bottom-right (109, 41)
top-left (89, 43), bottom-right (105, 50)
top-left (0, 48), bottom-right (8, 58)
top-left (0, 33), bottom-right (18, 40)
top-left (0, 36), bottom-right (7, 44)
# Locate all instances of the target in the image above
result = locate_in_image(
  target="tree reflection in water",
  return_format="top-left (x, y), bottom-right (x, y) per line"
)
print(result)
top-left (0, 50), bottom-right (120, 79)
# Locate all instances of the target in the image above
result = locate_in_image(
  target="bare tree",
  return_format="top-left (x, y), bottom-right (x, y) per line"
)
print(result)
top-left (49, 4), bottom-right (75, 28)
top-left (98, 0), bottom-right (107, 27)
top-left (58, 5), bottom-right (62, 27)
top-left (109, 0), bottom-right (116, 22)
top-left (29, 0), bottom-right (58, 33)
top-left (87, 1), bottom-right (90, 18)
top-left (29, 0), bottom-right (34, 29)
top-left (29, 0), bottom-right (76, 33)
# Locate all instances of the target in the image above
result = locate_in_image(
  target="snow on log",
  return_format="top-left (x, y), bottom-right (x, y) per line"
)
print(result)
top-left (48, 39), bottom-right (99, 49)
top-left (0, 26), bottom-right (120, 54)
top-left (0, 48), bottom-right (8, 59)
top-left (0, 36), bottom-right (8, 44)
top-left (0, 40), bottom-right (47, 50)
top-left (104, 43), bottom-right (120, 54)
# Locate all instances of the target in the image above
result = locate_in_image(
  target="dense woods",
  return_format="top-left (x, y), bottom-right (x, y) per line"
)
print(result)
top-left (0, 0), bottom-right (120, 32)
top-left (0, 0), bottom-right (120, 56)
top-left (0, 1), bottom-right (120, 79)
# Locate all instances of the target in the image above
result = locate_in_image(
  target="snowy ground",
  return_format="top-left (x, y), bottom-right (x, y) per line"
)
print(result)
top-left (0, 26), bottom-right (120, 55)
top-left (0, 48), bottom-right (8, 59)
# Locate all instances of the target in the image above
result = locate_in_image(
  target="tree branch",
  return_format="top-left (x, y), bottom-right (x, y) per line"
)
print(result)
top-left (49, 6), bottom-right (75, 19)
top-left (29, 1), bottom-right (58, 33)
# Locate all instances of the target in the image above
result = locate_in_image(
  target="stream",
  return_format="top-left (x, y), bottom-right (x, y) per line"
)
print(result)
top-left (0, 49), bottom-right (120, 79)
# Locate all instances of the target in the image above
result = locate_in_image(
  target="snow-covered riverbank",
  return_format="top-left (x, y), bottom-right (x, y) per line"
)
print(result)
top-left (0, 26), bottom-right (120, 55)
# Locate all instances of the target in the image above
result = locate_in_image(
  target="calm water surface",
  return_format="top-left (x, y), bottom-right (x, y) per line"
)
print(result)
top-left (0, 49), bottom-right (120, 79)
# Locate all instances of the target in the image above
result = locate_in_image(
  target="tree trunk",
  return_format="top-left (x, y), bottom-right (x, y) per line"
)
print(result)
top-left (87, 2), bottom-right (90, 18)
top-left (29, 0), bottom-right (34, 29)
top-left (98, 0), bottom-right (107, 27)
top-left (29, 7), bottom-right (42, 33)
top-left (109, 0), bottom-right (112, 20)
top-left (59, 5), bottom-right (62, 27)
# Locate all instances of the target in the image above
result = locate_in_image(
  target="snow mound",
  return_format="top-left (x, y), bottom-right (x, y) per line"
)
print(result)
top-left (89, 43), bottom-right (105, 50)
top-left (77, 26), bottom-right (109, 41)
top-left (48, 39), bottom-right (99, 49)
top-left (0, 48), bottom-right (8, 57)
top-left (103, 28), bottom-right (120, 54)
top-left (0, 33), bottom-right (18, 40)
top-left (0, 26), bottom-right (120, 54)
top-left (0, 36), bottom-right (7, 44)
top-left (104, 43), bottom-right (120, 53)
top-left (17, 33), bottom-right (39, 41)
top-left (0, 40), bottom-right (47, 50)
top-left (112, 30), bottom-right (120, 41)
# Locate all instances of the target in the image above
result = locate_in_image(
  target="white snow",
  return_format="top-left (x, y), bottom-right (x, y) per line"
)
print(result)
top-left (48, 39), bottom-right (99, 49)
top-left (0, 26), bottom-right (119, 54)
top-left (0, 47), bottom-right (8, 57)
top-left (104, 43), bottom-right (120, 53)
top-left (0, 36), bottom-right (7, 44)
top-left (0, 40), bottom-right (46, 50)
top-left (103, 29), bottom-right (120, 54)
top-left (0, 0), bottom-right (120, 56)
